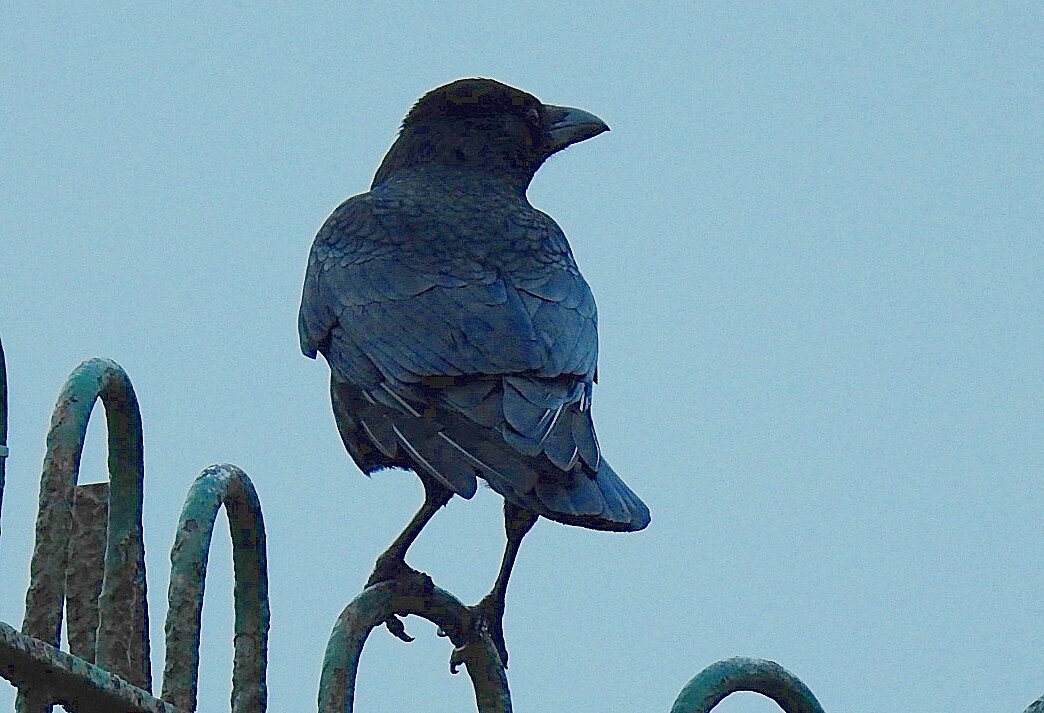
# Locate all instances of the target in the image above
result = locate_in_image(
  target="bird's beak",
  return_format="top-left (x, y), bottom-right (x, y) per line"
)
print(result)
top-left (542, 105), bottom-right (610, 154)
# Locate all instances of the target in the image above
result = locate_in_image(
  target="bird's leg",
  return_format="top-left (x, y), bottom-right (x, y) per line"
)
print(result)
top-left (367, 476), bottom-right (452, 642)
top-left (450, 501), bottom-right (538, 671)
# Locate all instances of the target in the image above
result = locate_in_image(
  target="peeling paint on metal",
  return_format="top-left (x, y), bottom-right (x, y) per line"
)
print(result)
top-left (65, 482), bottom-right (109, 663)
top-left (162, 464), bottom-right (269, 713)
top-left (18, 358), bottom-right (152, 712)
top-left (0, 620), bottom-right (183, 713)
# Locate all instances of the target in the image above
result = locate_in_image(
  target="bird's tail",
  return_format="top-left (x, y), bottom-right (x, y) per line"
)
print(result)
top-left (534, 456), bottom-right (651, 532)
top-left (332, 374), bottom-right (650, 532)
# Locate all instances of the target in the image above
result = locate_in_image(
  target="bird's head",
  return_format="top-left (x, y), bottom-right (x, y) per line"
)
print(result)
top-left (372, 78), bottom-right (609, 191)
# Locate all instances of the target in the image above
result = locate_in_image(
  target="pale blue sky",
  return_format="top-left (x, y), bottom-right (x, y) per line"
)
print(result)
top-left (1, 3), bottom-right (1041, 712)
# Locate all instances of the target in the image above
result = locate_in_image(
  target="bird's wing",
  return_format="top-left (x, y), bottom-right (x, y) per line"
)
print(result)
top-left (300, 193), bottom-right (597, 381)
top-left (300, 193), bottom-right (616, 513)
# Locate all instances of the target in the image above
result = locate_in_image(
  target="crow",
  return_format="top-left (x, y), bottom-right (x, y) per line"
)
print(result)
top-left (299, 78), bottom-right (649, 666)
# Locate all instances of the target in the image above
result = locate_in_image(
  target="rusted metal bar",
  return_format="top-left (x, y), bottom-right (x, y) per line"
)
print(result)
top-left (0, 620), bottom-right (183, 713)
top-left (18, 358), bottom-right (151, 713)
top-left (65, 483), bottom-right (110, 663)
top-left (670, 657), bottom-right (825, 713)
top-left (318, 576), bottom-right (511, 713)
top-left (162, 463), bottom-right (270, 713)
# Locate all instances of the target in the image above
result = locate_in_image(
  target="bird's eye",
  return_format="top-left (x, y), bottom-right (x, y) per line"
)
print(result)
top-left (526, 107), bottom-right (541, 125)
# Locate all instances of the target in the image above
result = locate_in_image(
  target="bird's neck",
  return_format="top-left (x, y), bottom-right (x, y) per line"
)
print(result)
top-left (372, 165), bottom-right (531, 202)
top-left (372, 123), bottom-right (539, 192)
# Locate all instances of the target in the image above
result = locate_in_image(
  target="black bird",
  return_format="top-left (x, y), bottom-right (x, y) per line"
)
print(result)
top-left (299, 78), bottom-right (649, 666)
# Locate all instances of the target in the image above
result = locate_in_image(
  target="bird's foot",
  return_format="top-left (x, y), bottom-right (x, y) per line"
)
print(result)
top-left (365, 553), bottom-right (435, 642)
top-left (448, 593), bottom-right (508, 674)
top-left (365, 552), bottom-right (433, 590)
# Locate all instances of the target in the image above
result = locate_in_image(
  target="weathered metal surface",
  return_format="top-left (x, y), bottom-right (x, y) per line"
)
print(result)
top-left (19, 357), bottom-right (152, 713)
top-left (162, 463), bottom-right (269, 713)
top-left (670, 657), bottom-right (826, 713)
top-left (0, 620), bottom-right (184, 713)
top-left (319, 576), bottom-right (511, 713)
top-left (65, 483), bottom-right (110, 662)
top-left (0, 335), bottom-right (8, 539)
top-left (91, 368), bottom-right (151, 690)
top-left (2, 338), bottom-right (1037, 713)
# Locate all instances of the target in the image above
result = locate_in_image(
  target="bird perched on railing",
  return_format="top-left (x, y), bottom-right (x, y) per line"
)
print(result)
top-left (298, 78), bottom-right (650, 667)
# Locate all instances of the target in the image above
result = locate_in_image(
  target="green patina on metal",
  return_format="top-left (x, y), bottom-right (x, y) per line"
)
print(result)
top-left (670, 657), bottom-right (826, 713)
top-left (3, 338), bottom-right (1039, 712)
top-left (1, 351), bottom-right (273, 712)
top-left (0, 620), bottom-right (184, 713)
top-left (318, 577), bottom-right (511, 713)
top-left (162, 463), bottom-right (270, 713)
top-left (18, 358), bottom-right (151, 712)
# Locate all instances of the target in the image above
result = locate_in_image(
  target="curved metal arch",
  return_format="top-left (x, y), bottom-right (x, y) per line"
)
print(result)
top-left (162, 463), bottom-right (270, 713)
top-left (19, 358), bottom-right (151, 693)
top-left (670, 657), bottom-right (826, 713)
top-left (319, 578), bottom-right (511, 713)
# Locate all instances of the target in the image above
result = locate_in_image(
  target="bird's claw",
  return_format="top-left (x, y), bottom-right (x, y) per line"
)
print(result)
top-left (448, 594), bottom-right (508, 673)
top-left (384, 614), bottom-right (415, 642)
top-left (449, 641), bottom-right (477, 674)
top-left (367, 553), bottom-right (420, 588)
top-left (366, 554), bottom-right (435, 644)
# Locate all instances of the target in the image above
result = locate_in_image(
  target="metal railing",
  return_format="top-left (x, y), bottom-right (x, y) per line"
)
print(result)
top-left (0, 349), bottom-right (268, 713)
top-left (0, 334), bottom-right (1039, 712)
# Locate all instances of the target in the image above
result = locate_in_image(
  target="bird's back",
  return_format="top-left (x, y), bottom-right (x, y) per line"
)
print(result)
top-left (299, 174), bottom-right (649, 532)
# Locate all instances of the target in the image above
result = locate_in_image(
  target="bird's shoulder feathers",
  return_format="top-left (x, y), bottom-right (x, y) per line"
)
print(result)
top-left (298, 186), bottom-right (598, 384)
